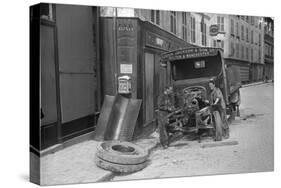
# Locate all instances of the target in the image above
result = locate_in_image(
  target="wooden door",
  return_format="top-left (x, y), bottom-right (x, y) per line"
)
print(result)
top-left (145, 53), bottom-right (154, 123)
top-left (40, 24), bottom-right (59, 148)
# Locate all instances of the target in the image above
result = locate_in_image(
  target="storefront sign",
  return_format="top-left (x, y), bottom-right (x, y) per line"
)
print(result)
top-left (209, 25), bottom-right (219, 36)
top-left (120, 64), bottom-right (133, 74)
top-left (146, 32), bottom-right (179, 51)
top-left (161, 48), bottom-right (219, 61)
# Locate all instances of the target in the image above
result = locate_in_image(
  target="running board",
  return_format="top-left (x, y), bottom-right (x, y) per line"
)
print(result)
top-left (93, 95), bottom-right (142, 141)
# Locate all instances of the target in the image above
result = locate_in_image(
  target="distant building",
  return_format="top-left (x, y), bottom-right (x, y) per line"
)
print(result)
top-left (207, 14), bottom-right (265, 83)
top-left (263, 17), bottom-right (274, 80)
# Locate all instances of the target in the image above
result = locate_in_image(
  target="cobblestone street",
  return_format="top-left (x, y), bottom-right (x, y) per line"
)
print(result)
top-left (112, 83), bottom-right (274, 181)
top-left (40, 83), bottom-right (274, 185)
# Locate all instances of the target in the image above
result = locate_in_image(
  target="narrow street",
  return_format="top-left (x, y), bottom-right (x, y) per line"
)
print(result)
top-left (113, 83), bottom-right (274, 181)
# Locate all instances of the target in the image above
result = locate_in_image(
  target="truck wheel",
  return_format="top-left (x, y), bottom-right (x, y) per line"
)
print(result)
top-left (95, 156), bottom-right (148, 173)
top-left (213, 111), bottom-right (223, 141)
top-left (96, 141), bottom-right (149, 165)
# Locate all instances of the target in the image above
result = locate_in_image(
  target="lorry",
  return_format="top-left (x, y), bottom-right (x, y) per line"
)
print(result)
top-left (159, 47), bottom-right (241, 141)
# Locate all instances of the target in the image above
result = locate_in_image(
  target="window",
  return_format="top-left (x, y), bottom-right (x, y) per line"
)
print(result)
top-left (241, 25), bottom-right (244, 40)
top-left (251, 48), bottom-right (254, 62)
top-left (40, 3), bottom-right (54, 21)
top-left (221, 40), bottom-right (224, 50)
top-left (246, 28), bottom-right (249, 42)
top-left (213, 40), bottom-right (217, 47)
top-left (236, 22), bottom-right (239, 38)
top-left (170, 11), bottom-right (177, 34)
top-left (246, 47), bottom-right (249, 60)
top-left (156, 10), bottom-right (160, 25)
top-left (251, 30), bottom-right (254, 44)
top-left (150, 10), bottom-right (155, 23)
top-left (258, 49), bottom-right (261, 63)
top-left (236, 43), bottom-right (239, 58)
top-left (230, 19), bottom-right (234, 35)
top-left (201, 18), bottom-right (207, 46)
top-left (258, 33), bottom-right (261, 46)
top-left (246, 16), bottom-right (249, 23)
top-left (230, 42), bottom-right (235, 57)
top-left (182, 12), bottom-right (188, 41)
top-left (241, 45), bottom-right (244, 59)
top-left (191, 16), bottom-right (196, 43)
top-left (151, 10), bottom-right (160, 25)
top-left (217, 16), bottom-right (224, 31)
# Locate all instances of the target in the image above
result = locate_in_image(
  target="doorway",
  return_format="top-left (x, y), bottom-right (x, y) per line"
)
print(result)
top-left (145, 53), bottom-right (155, 123)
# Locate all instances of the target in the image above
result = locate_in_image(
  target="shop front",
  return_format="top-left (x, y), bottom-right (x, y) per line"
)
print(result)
top-left (31, 4), bottom-right (101, 151)
top-left (224, 58), bottom-right (250, 84)
top-left (100, 17), bottom-right (195, 139)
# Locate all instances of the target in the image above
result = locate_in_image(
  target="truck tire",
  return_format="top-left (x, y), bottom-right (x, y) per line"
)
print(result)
top-left (96, 141), bottom-right (149, 165)
top-left (95, 156), bottom-right (148, 173)
top-left (213, 111), bottom-right (223, 141)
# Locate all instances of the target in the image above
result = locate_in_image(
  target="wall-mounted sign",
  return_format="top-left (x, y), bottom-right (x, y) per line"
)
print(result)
top-left (209, 25), bottom-right (219, 36)
top-left (161, 48), bottom-right (219, 61)
top-left (146, 32), bottom-right (179, 51)
top-left (120, 64), bottom-right (133, 74)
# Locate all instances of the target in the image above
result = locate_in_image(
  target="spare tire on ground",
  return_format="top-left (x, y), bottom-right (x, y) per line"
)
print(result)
top-left (95, 156), bottom-right (148, 173)
top-left (96, 141), bottom-right (149, 165)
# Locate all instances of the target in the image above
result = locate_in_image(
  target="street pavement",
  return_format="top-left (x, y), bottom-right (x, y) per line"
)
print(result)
top-left (39, 83), bottom-right (274, 185)
top-left (112, 83), bottom-right (274, 181)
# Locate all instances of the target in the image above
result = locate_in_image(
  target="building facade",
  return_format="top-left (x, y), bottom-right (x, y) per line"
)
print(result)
top-left (207, 14), bottom-right (265, 83)
top-left (263, 17), bottom-right (274, 80)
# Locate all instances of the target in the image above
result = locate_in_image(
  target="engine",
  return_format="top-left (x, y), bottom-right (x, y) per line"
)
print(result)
top-left (179, 86), bottom-right (207, 125)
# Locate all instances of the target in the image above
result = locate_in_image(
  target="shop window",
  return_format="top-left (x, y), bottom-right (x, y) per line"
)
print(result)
top-left (170, 11), bottom-right (177, 34)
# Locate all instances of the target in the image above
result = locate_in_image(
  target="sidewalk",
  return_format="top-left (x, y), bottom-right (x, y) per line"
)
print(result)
top-left (242, 81), bottom-right (271, 88)
top-left (40, 135), bottom-right (159, 185)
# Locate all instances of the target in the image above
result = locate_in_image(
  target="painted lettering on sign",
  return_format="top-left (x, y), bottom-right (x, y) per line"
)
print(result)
top-left (146, 32), bottom-right (179, 51)
top-left (161, 48), bottom-right (219, 61)
top-left (120, 64), bottom-right (133, 74)
top-left (118, 23), bottom-right (134, 32)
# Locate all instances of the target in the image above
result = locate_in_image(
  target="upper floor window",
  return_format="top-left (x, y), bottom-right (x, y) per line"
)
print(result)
top-left (241, 45), bottom-right (244, 59)
top-left (241, 25), bottom-right (244, 40)
top-left (151, 10), bottom-right (160, 25)
top-left (230, 19), bottom-right (234, 35)
top-left (201, 18), bottom-right (207, 46)
top-left (217, 16), bottom-right (224, 32)
top-left (170, 11), bottom-right (177, 34)
top-left (251, 30), bottom-right (254, 44)
top-left (182, 12), bottom-right (188, 41)
top-left (190, 16), bottom-right (196, 43)
top-left (236, 43), bottom-right (239, 58)
top-left (236, 22), bottom-right (239, 38)
top-left (246, 28), bottom-right (249, 42)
